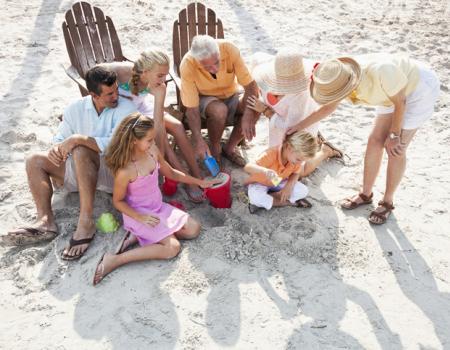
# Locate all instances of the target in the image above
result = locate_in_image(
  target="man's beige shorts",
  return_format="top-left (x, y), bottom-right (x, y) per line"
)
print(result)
top-left (199, 93), bottom-right (240, 125)
top-left (63, 155), bottom-right (114, 193)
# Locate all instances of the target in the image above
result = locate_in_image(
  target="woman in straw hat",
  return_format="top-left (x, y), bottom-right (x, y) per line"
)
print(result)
top-left (247, 48), bottom-right (344, 177)
top-left (289, 53), bottom-right (440, 224)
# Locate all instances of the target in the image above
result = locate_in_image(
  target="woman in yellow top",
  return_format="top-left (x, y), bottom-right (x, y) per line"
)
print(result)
top-left (287, 54), bottom-right (440, 224)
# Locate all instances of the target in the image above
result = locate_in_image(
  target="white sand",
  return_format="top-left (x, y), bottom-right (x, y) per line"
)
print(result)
top-left (1, 0), bottom-right (450, 349)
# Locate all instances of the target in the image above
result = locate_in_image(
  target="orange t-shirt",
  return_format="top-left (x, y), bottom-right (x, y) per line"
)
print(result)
top-left (179, 40), bottom-right (254, 108)
top-left (246, 147), bottom-right (302, 186)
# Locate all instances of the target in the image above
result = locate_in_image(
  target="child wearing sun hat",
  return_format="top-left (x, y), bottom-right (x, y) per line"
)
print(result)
top-left (247, 49), bottom-right (344, 177)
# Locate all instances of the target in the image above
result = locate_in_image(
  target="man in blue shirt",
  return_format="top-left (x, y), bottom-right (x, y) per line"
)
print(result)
top-left (3, 67), bottom-right (136, 260)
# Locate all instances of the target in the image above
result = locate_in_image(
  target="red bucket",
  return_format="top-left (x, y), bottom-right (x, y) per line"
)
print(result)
top-left (162, 177), bottom-right (178, 196)
top-left (204, 172), bottom-right (232, 208)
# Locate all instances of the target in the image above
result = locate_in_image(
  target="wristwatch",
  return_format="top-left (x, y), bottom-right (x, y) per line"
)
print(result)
top-left (389, 132), bottom-right (400, 140)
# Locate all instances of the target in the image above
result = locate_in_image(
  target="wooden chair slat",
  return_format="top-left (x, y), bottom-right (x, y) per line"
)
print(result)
top-left (217, 19), bottom-right (224, 38)
top-left (81, 2), bottom-right (104, 63)
top-left (178, 9), bottom-right (189, 64)
top-left (72, 3), bottom-right (96, 68)
top-left (187, 3), bottom-right (197, 47)
top-left (94, 7), bottom-right (114, 62)
top-left (106, 16), bottom-right (123, 61)
top-left (207, 8), bottom-right (216, 37)
top-left (172, 20), bottom-right (181, 76)
top-left (65, 9), bottom-right (90, 77)
top-left (62, 23), bottom-right (82, 74)
top-left (197, 3), bottom-right (206, 35)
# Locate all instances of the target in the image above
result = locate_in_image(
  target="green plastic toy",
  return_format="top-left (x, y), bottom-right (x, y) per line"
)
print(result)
top-left (96, 213), bottom-right (119, 233)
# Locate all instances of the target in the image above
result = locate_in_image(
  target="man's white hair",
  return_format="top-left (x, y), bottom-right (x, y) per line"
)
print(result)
top-left (190, 35), bottom-right (220, 61)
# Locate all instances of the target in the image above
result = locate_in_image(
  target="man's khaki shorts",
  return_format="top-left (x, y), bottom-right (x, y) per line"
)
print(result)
top-left (63, 155), bottom-right (114, 193)
top-left (199, 93), bottom-right (240, 125)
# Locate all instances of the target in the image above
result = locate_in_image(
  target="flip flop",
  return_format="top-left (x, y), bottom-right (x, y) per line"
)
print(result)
top-left (92, 253), bottom-right (106, 286)
top-left (2, 227), bottom-right (58, 246)
top-left (115, 231), bottom-right (133, 255)
top-left (61, 234), bottom-right (95, 261)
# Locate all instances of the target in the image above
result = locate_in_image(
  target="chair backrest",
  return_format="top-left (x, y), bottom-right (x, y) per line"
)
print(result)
top-left (172, 2), bottom-right (224, 113)
top-left (62, 2), bottom-right (125, 81)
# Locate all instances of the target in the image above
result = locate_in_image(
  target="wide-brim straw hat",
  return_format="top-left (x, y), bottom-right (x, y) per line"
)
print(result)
top-left (253, 48), bottom-right (309, 95)
top-left (310, 57), bottom-right (361, 105)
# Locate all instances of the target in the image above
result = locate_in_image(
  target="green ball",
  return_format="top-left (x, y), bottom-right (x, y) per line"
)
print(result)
top-left (96, 213), bottom-right (119, 233)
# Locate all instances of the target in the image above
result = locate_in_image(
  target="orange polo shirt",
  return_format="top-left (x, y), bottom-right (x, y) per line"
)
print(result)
top-left (246, 147), bottom-right (302, 187)
top-left (179, 40), bottom-right (254, 108)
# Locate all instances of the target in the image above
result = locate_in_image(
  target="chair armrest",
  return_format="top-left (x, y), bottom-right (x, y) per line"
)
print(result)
top-left (62, 64), bottom-right (88, 95)
top-left (166, 68), bottom-right (180, 88)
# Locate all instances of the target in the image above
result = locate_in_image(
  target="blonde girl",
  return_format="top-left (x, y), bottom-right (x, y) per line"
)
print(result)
top-left (93, 111), bottom-right (219, 286)
top-left (100, 50), bottom-right (206, 203)
top-left (244, 130), bottom-right (319, 213)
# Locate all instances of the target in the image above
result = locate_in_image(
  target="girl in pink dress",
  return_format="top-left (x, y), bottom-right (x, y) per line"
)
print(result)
top-left (93, 90), bottom-right (219, 285)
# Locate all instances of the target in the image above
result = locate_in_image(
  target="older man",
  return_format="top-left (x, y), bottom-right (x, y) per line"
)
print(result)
top-left (3, 66), bottom-right (136, 260)
top-left (180, 35), bottom-right (258, 166)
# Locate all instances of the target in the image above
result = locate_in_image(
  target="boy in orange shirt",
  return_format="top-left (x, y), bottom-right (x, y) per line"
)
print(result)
top-left (244, 131), bottom-right (318, 213)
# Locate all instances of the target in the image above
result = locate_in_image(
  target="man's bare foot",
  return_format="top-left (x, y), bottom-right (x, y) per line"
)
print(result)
top-left (93, 253), bottom-right (120, 286)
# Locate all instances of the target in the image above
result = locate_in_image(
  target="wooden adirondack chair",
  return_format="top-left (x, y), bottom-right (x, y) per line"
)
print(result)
top-left (167, 2), bottom-right (225, 123)
top-left (62, 2), bottom-right (128, 96)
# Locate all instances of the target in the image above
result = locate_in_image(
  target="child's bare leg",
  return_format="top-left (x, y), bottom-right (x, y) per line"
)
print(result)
top-left (174, 216), bottom-right (201, 240)
top-left (93, 235), bottom-right (180, 285)
top-left (164, 114), bottom-right (202, 178)
top-left (164, 116), bottom-right (204, 202)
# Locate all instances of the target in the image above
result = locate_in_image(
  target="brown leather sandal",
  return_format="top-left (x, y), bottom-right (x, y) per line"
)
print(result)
top-left (341, 192), bottom-right (373, 210)
top-left (368, 201), bottom-right (395, 225)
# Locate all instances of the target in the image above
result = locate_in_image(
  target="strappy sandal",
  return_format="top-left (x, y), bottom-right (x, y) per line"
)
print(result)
top-left (61, 235), bottom-right (95, 261)
top-left (368, 201), bottom-right (395, 225)
top-left (341, 192), bottom-right (373, 210)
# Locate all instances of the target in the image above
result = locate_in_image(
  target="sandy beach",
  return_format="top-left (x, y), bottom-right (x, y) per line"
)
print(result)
top-left (1, 0), bottom-right (450, 349)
